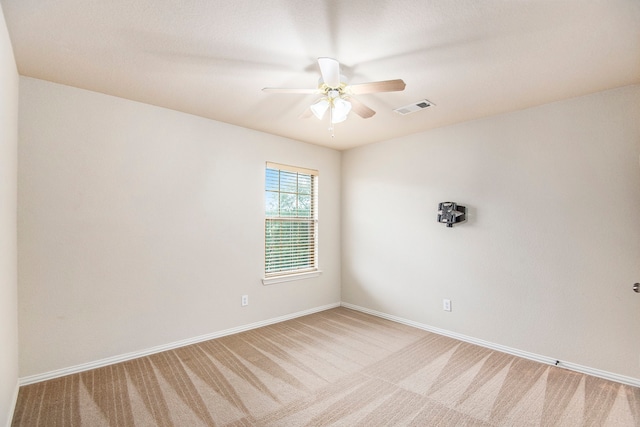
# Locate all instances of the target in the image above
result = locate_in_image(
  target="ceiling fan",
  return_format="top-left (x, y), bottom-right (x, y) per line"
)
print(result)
top-left (263, 57), bottom-right (406, 136)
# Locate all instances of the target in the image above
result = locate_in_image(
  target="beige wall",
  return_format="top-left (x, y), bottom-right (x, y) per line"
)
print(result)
top-left (0, 4), bottom-right (19, 426)
top-left (18, 77), bottom-right (341, 377)
top-left (342, 85), bottom-right (640, 379)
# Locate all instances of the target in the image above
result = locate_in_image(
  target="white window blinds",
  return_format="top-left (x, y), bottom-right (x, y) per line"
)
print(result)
top-left (265, 162), bottom-right (318, 277)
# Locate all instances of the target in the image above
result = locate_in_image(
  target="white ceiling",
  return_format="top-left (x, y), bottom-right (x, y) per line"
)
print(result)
top-left (2, 0), bottom-right (639, 150)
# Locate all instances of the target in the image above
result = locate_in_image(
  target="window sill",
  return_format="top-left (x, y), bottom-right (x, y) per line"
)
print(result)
top-left (262, 270), bottom-right (322, 285)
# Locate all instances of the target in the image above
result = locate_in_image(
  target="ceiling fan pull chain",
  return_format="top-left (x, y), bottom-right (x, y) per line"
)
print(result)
top-left (329, 102), bottom-right (335, 137)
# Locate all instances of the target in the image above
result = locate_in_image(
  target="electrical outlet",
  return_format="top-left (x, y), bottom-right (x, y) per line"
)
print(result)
top-left (443, 299), bottom-right (451, 312)
top-left (241, 295), bottom-right (249, 306)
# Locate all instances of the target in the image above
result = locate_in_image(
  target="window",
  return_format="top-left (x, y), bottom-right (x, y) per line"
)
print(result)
top-left (263, 162), bottom-right (319, 284)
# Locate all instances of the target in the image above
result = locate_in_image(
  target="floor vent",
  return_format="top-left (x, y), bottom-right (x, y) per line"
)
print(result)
top-left (394, 99), bottom-right (434, 115)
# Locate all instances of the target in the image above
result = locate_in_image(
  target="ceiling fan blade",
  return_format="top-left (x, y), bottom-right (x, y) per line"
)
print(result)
top-left (262, 87), bottom-right (319, 94)
top-left (318, 57), bottom-right (341, 88)
top-left (348, 79), bottom-right (406, 95)
top-left (348, 97), bottom-right (376, 119)
top-left (299, 107), bottom-right (313, 119)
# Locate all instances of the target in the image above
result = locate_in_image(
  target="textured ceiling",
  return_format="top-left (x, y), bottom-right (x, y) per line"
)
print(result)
top-left (2, 0), bottom-right (640, 150)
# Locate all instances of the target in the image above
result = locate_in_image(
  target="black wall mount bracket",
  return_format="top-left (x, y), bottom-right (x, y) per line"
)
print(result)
top-left (437, 202), bottom-right (466, 228)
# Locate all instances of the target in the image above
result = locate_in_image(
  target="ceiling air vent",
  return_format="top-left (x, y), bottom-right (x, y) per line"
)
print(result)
top-left (394, 99), bottom-right (434, 115)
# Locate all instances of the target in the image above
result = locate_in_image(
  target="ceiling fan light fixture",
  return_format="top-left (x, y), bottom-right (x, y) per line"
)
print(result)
top-left (331, 98), bottom-right (352, 123)
top-left (310, 99), bottom-right (329, 120)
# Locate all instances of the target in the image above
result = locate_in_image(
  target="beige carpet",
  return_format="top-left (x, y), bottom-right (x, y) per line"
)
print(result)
top-left (12, 307), bottom-right (640, 426)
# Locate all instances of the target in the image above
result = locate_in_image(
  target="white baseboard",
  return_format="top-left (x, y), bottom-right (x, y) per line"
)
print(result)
top-left (341, 302), bottom-right (640, 388)
top-left (19, 301), bottom-right (639, 389)
top-left (19, 302), bottom-right (340, 386)
top-left (5, 381), bottom-right (19, 427)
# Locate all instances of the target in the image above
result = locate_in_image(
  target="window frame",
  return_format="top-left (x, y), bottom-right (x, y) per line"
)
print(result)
top-left (262, 162), bottom-right (321, 285)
